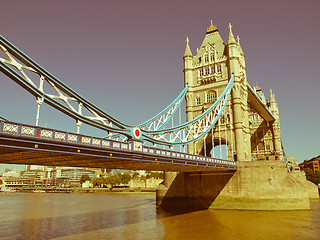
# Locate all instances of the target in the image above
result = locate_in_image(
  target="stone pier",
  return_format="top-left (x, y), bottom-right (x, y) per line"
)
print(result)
top-left (157, 160), bottom-right (319, 210)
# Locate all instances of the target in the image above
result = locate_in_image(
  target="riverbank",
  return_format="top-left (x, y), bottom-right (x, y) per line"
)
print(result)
top-left (73, 187), bottom-right (156, 194)
top-left (10, 187), bottom-right (156, 194)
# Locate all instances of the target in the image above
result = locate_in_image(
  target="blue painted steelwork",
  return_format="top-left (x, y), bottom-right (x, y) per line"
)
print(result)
top-left (0, 35), bottom-right (234, 148)
top-left (139, 84), bottom-right (188, 131)
top-left (141, 74), bottom-right (234, 146)
top-left (111, 84), bottom-right (188, 141)
top-left (0, 35), bottom-right (132, 134)
top-left (0, 120), bottom-right (237, 170)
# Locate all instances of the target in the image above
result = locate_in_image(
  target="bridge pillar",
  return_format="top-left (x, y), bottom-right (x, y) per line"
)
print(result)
top-left (231, 80), bottom-right (246, 161)
top-left (227, 25), bottom-right (251, 162)
top-left (156, 161), bottom-right (317, 211)
top-left (270, 91), bottom-right (283, 160)
top-left (156, 171), bottom-right (234, 210)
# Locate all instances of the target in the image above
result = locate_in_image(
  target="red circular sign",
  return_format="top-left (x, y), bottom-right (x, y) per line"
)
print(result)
top-left (133, 127), bottom-right (141, 139)
top-left (135, 129), bottom-right (140, 138)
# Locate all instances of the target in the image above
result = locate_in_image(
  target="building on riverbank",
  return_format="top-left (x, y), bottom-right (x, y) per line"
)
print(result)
top-left (0, 166), bottom-right (102, 188)
top-left (300, 155), bottom-right (320, 173)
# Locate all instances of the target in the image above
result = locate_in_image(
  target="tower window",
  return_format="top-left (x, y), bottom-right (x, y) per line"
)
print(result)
top-left (204, 67), bottom-right (209, 75)
top-left (210, 53), bottom-right (214, 61)
top-left (207, 91), bottom-right (216, 103)
top-left (199, 69), bottom-right (204, 76)
top-left (205, 55), bottom-right (209, 63)
top-left (196, 97), bottom-right (201, 105)
top-left (217, 65), bottom-right (222, 73)
top-left (199, 57), bottom-right (201, 63)
top-left (210, 66), bottom-right (215, 74)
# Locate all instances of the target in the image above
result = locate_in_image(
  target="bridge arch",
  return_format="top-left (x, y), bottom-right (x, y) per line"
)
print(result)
top-left (196, 132), bottom-right (235, 161)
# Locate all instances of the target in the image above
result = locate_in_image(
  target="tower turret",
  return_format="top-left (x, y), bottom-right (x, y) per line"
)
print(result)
top-left (269, 89), bottom-right (283, 160)
top-left (227, 23), bottom-right (251, 161)
top-left (184, 37), bottom-right (194, 87)
top-left (269, 89), bottom-right (279, 118)
top-left (237, 36), bottom-right (246, 69)
top-left (227, 23), bottom-right (240, 75)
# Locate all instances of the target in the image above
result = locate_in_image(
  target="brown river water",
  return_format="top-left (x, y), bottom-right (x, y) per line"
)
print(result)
top-left (0, 192), bottom-right (319, 240)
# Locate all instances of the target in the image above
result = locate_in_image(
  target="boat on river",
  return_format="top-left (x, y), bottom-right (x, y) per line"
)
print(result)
top-left (1, 186), bottom-right (17, 193)
top-left (33, 189), bottom-right (46, 193)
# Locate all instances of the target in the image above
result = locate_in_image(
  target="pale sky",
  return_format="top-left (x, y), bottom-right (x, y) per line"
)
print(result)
top-left (0, 0), bottom-right (319, 173)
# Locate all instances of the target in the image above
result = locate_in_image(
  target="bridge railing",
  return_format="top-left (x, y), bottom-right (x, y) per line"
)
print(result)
top-left (0, 120), bottom-right (237, 169)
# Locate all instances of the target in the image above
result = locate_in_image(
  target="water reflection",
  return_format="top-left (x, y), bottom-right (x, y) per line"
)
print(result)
top-left (0, 193), bottom-right (318, 240)
top-left (158, 200), bottom-right (320, 240)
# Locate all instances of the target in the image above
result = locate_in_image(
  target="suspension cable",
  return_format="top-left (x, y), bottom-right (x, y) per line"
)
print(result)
top-left (224, 110), bottom-right (227, 160)
top-left (204, 134), bottom-right (207, 156)
top-left (211, 127), bottom-right (214, 157)
top-left (179, 104), bottom-right (181, 152)
top-left (229, 99), bottom-right (234, 161)
top-left (217, 89), bottom-right (222, 159)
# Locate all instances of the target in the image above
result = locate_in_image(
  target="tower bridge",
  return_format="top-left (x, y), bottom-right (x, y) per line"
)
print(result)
top-left (0, 21), bottom-right (317, 210)
top-left (183, 22), bottom-right (282, 162)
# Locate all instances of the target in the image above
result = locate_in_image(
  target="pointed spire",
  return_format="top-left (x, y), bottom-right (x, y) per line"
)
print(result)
top-left (269, 88), bottom-right (279, 115)
top-left (228, 23), bottom-right (236, 45)
top-left (270, 89), bottom-right (276, 102)
top-left (237, 35), bottom-right (244, 55)
top-left (184, 37), bottom-right (193, 57)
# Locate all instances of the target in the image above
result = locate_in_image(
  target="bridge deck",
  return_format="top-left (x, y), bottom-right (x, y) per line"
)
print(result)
top-left (247, 83), bottom-right (275, 122)
top-left (0, 121), bottom-right (237, 172)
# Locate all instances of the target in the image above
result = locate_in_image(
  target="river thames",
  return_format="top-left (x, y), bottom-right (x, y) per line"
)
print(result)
top-left (0, 192), bottom-right (319, 240)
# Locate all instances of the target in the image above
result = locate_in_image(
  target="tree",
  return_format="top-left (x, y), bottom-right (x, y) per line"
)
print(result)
top-left (146, 172), bottom-right (164, 179)
top-left (304, 168), bottom-right (320, 185)
top-left (92, 177), bottom-right (106, 187)
top-left (80, 174), bottom-right (91, 184)
top-left (118, 173), bottom-right (131, 184)
top-left (107, 175), bottom-right (121, 187)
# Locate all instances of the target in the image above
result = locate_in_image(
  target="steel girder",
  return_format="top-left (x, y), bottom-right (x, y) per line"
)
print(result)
top-left (0, 35), bottom-right (131, 135)
top-left (142, 74), bottom-right (234, 146)
top-left (0, 35), bottom-right (234, 147)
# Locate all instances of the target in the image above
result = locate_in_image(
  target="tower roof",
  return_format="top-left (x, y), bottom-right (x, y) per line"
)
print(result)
top-left (227, 23), bottom-right (236, 45)
top-left (184, 37), bottom-right (193, 57)
top-left (256, 83), bottom-right (261, 91)
top-left (206, 20), bottom-right (218, 34)
top-left (269, 89), bottom-right (276, 103)
top-left (193, 21), bottom-right (226, 64)
top-left (237, 35), bottom-right (244, 56)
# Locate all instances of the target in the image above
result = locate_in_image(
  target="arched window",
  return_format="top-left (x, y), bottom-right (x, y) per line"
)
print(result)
top-left (196, 97), bottom-right (201, 105)
top-left (204, 67), bottom-right (209, 75)
top-left (210, 53), bottom-right (214, 61)
top-left (210, 66), bottom-right (215, 74)
top-left (226, 113), bottom-right (231, 124)
top-left (207, 91), bottom-right (216, 103)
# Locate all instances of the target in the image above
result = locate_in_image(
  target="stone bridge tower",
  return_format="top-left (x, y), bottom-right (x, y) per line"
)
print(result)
top-left (156, 22), bottom-right (316, 211)
top-left (183, 21), bottom-right (283, 161)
